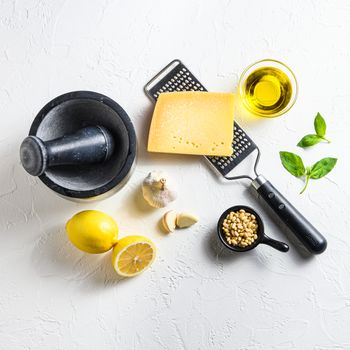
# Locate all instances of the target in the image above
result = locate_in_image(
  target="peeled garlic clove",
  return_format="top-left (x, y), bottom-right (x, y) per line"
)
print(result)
top-left (162, 210), bottom-right (177, 233)
top-left (142, 171), bottom-right (177, 208)
top-left (176, 213), bottom-right (198, 228)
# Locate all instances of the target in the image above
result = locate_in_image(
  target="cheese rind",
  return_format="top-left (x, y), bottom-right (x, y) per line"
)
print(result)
top-left (147, 92), bottom-right (234, 156)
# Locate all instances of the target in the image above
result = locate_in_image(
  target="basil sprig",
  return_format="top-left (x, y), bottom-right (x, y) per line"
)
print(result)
top-left (297, 113), bottom-right (331, 148)
top-left (279, 152), bottom-right (337, 194)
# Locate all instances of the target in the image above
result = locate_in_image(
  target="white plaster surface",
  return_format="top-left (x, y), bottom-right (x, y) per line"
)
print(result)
top-left (1, 1), bottom-right (350, 349)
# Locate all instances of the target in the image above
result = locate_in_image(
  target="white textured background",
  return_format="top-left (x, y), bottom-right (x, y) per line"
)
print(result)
top-left (1, 1), bottom-right (350, 349)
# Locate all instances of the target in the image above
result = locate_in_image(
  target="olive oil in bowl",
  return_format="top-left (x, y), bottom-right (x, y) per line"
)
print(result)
top-left (239, 59), bottom-right (297, 118)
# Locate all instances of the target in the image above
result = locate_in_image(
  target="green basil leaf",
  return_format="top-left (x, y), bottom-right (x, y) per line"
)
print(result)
top-left (297, 134), bottom-right (322, 148)
top-left (314, 112), bottom-right (326, 137)
top-left (279, 151), bottom-right (305, 177)
top-left (309, 157), bottom-right (337, 179)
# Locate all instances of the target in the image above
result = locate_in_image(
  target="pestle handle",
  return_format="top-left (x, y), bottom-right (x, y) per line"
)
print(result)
top-left (20, 126), bottom-right (115, 176)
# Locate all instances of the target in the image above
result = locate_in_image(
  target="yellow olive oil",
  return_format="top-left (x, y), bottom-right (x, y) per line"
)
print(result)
top-left (241, 66), bottom-right (293, 117)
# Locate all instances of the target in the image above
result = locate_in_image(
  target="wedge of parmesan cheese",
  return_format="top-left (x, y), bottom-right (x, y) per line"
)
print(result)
top-left (148, 92), bottom-right (234, 156)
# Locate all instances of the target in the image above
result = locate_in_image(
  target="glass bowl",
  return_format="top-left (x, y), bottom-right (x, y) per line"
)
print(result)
top-left (238, 59), bottom-right (298, 118)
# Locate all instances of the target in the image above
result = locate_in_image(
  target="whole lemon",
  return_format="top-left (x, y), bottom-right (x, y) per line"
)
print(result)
top-left (66, 210), bottom-right (118, 254)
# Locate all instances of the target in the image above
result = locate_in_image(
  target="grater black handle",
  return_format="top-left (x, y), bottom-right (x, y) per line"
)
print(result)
top-left (252, 175), bottom-right (327, 254)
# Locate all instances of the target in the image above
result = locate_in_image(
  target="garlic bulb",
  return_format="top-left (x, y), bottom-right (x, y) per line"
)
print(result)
top-left (142, 171), bottom-right (177, 208)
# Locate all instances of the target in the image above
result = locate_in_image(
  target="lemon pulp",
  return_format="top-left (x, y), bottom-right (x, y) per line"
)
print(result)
top-left (112, 236), bottom-right (156, 277)
top-left (118, 243), bottom-right (154, 274)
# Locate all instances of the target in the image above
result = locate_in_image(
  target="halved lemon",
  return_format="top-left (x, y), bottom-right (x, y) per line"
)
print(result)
top-left (112, 236), bottom-right (156, 277)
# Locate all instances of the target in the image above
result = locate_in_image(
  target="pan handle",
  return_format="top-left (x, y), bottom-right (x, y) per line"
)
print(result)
top-left (261, 235), bottom-right (289, 252)
top-left (252, 175), bottom-right (327, 254)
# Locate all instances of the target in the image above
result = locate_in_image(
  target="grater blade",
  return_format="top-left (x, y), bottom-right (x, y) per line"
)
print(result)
top-left (144, 59), bottom-right (258, 177)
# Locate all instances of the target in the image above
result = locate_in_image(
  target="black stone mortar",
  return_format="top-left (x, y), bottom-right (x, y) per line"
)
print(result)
top-left (22, 91), bottom-right (136, 201)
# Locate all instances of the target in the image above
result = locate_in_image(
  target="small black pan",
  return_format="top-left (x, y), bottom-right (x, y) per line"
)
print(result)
top-left (217, 205), bottom-right (289, 253)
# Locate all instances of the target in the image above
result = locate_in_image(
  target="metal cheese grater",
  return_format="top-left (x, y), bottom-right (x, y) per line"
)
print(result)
top-left (144, 59), bottom-right (327, 254)
top-left (144, 59), bottom-right (260, 180)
